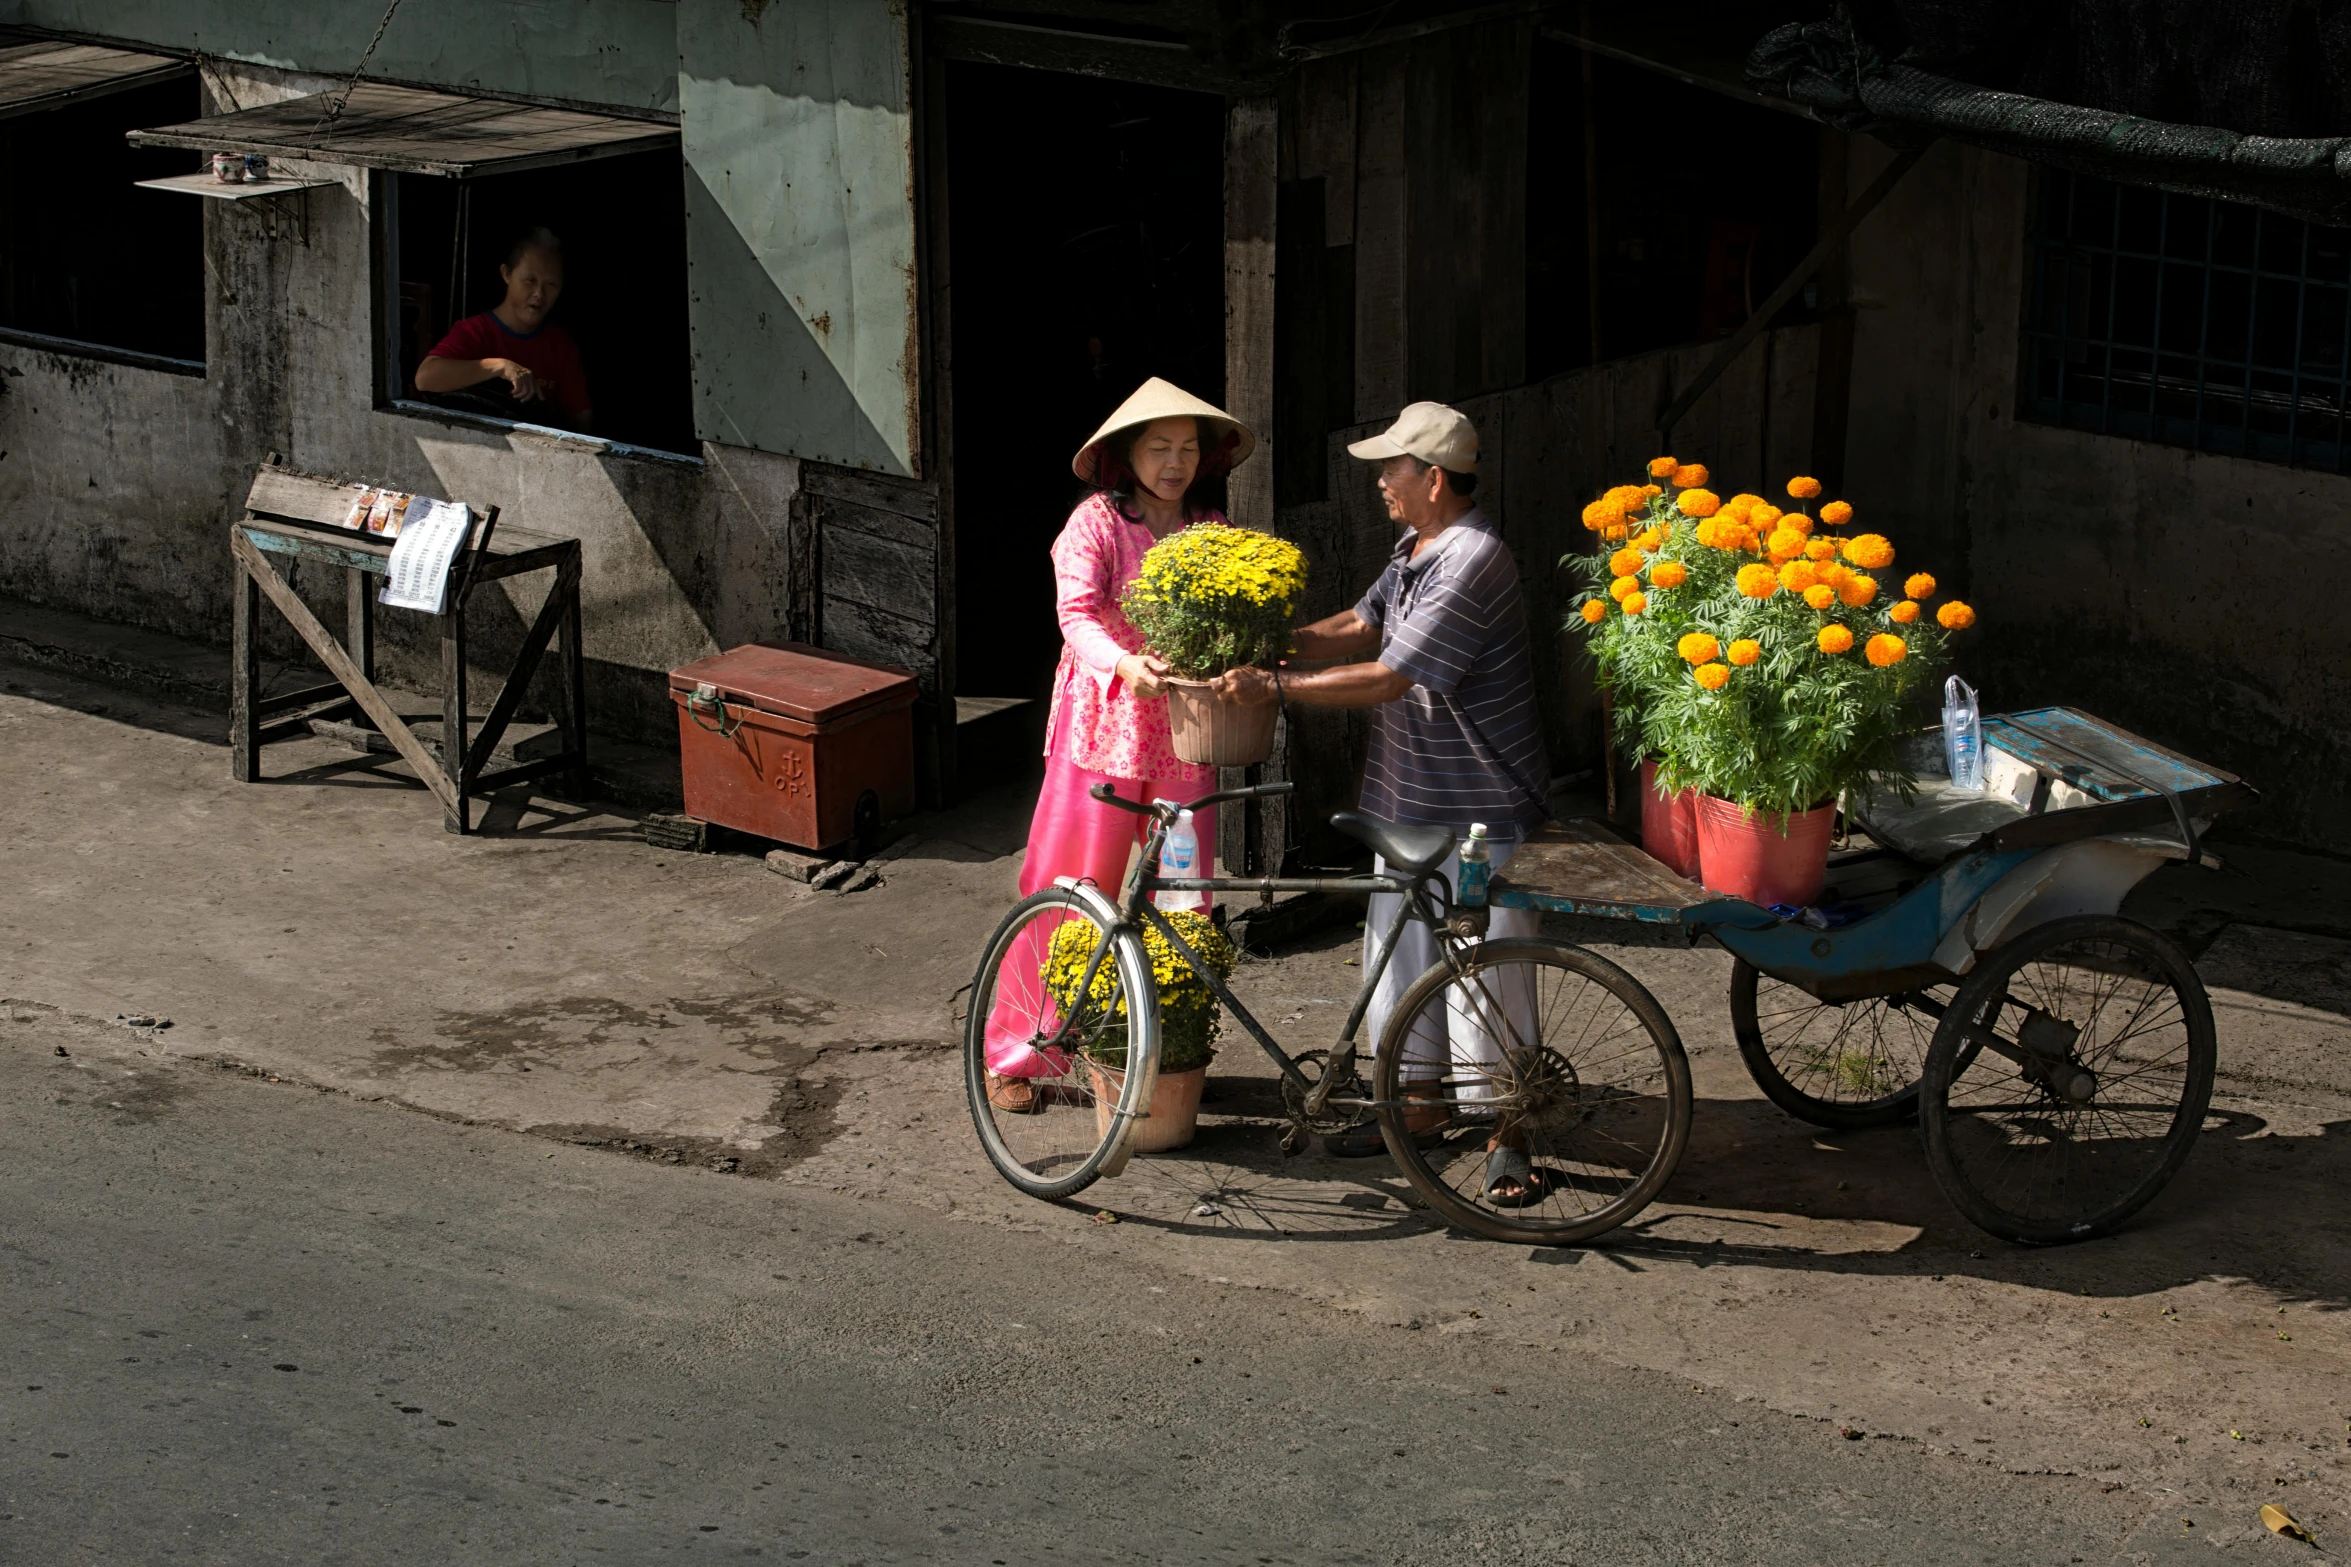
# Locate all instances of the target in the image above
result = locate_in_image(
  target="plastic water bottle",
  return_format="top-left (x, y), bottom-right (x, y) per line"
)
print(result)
top-left (1154, 809), bottom-right (1208, 913)
top-left (1456, 823), bottom-right (1491, 908)
top-left (1943, 676), bottom-right (1984, 793)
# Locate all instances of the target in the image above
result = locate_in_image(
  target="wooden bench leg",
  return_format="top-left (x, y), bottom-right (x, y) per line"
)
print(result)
top-left (443, 606), bottom-right (470, 835)
top-left (231, 559), bottom-right (262, 781)
top-left (347, 566), bottom-right (375, 685)
top-left (564, 567), bottom-right (589, 798)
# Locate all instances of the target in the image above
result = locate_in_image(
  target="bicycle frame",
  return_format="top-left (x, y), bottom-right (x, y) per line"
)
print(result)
top-left (1076, 780), bottom-right (1469, 1110)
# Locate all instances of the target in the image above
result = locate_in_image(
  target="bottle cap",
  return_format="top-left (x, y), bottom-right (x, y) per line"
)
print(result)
top-left (1468, 822), bottom-right (1488, 838)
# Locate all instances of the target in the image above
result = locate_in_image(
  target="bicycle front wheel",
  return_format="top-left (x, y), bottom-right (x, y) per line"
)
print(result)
top-left (1372, 939), bottom-right (1691, 1245)
top-left (964, 885), bottom-right (1159, 1201)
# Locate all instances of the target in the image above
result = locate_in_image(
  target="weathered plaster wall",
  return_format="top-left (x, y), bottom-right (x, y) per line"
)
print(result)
top-left (1846, 139), bottom-right (2351, 850)
top-left (0, 0), bottom-right (681, 114)
top-left (0, 60), bottom-right (803, 748)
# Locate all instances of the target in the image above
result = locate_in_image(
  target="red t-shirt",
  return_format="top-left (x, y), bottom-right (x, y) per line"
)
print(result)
top-left (425, 312), bottom-right (591, 418)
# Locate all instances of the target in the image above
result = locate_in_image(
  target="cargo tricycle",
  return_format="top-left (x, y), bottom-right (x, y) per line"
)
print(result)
top-left (963, 707), bottom-right (2249, 1247)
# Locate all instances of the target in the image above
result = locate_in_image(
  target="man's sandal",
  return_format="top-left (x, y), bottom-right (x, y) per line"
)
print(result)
top-left (1484, 1145), bottom-right (1550, 1208)
top-left (985, 1072), bottom-right (1042, 1115)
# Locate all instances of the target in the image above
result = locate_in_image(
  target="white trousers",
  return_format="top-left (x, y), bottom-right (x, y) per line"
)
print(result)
top-left (1361, 833), bottom-right (1542, 1096)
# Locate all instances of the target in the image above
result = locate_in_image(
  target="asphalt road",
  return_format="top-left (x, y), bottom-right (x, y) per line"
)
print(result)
top-left (1, 1006), bottom-right (2203, 1566)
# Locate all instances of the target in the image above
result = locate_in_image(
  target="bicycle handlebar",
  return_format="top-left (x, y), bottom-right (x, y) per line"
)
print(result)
top-left (1087, 780), bottom-right (1295, 818)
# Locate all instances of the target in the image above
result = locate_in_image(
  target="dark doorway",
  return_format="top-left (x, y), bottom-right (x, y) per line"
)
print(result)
top-left (944, 61), bottom-right (1226, 768)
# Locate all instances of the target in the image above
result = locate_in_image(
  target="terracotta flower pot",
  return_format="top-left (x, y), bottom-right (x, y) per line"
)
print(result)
top-left (1088, 1060), bottom-right (1209, 1154)
top-left (1639, 758), bottom-right (1701, 881)
top-left (1164, 677), bottom-right (1278, 767)
top-left (1693, 794), bottom-right (1834, 909)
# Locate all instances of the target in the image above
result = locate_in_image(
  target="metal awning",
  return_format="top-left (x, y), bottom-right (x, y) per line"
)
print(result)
top-left (0, 38), bottom-right (189, 120)
top-left (125, 81), bottom-right (677, 179)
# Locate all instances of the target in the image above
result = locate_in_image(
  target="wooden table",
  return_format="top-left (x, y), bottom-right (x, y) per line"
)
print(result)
top-left (228, 457), bottom-right (587, 834)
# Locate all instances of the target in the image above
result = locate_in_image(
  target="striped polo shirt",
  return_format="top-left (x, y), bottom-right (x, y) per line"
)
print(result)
top-left (1355, 509), bottom-right (1548, 832)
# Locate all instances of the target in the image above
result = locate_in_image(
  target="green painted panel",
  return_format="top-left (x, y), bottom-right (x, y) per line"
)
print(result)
top-left (0, 0), bottom-right (679, 113)
top-left (679, 0), bottom-right (920, 476)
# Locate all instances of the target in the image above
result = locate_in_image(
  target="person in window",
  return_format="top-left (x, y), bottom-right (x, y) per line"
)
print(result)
top-left (413, 227), bottom-right (592, 430)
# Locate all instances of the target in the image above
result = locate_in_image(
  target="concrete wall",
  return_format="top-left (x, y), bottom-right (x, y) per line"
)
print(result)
top-left (1845, 139), bottom-right (2351, 851)
top-left (0, 0), bottom-right (681, 113)
top-left (0, 60), bottom-right (801, 747)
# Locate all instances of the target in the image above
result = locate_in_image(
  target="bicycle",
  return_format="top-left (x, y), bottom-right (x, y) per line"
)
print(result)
top-left (962, 779), bottom-right (1694, 1245)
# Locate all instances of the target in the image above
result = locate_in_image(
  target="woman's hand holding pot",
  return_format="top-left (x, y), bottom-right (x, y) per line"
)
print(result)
top-left (1116, 652), bottom-right (1172, 697)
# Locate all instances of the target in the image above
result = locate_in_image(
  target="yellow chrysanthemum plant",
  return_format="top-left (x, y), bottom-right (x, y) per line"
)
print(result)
top-left (1042, 908), bottom-right (1233, 1073)
top-left (1122, 523), bottom-right (1309, 679)
top-left (1566, 460), bottom-right (1978, 817)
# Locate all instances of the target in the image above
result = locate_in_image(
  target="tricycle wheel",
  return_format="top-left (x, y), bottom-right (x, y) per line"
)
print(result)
top-left (1729, 961), bottom-right (1953, 1130)
top-left (1919, 915), bottom-right (2215, 1245)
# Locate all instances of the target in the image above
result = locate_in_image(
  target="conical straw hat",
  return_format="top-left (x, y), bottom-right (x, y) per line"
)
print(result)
top-left (1071, 377), bottom-right (1257, 486)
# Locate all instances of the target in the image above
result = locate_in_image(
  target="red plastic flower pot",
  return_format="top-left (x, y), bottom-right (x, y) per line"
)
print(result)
top-left (1693, 794), bottom-right (1834, 909)
top-left (1639, 758), bottom-right (1701, 881)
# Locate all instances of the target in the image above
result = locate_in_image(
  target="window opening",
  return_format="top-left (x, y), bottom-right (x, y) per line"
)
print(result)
top-left (0, 74), bottom-right (201, 365)
top-left (387, 149), bottom-right (694, 456)
top-left (1524, 39), bottom-right (1818, 378)
top-left (2022, 169), bottom-right (2351, 470)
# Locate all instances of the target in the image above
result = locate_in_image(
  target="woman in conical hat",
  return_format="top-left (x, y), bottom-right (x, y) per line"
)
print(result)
top-left (980, 377), bottom-right (1257, 1111)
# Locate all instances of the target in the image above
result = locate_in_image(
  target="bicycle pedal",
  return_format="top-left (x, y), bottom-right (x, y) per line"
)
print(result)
top-left (1279, 1123), bottom-right (1307, 1157)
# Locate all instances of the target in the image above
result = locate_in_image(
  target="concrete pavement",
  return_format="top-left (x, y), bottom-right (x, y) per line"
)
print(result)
top-left (4, 640), bottom-right (2349, 1557)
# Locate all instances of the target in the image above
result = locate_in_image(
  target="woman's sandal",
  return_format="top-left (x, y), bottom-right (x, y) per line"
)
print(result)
top-left (985, 1072), bottom-right (1042, 1115)
top-left (1483, 1145), bottom-right (1550, 1208)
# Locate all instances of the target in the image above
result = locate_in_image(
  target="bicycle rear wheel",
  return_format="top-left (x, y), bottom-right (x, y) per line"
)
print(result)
top-left (964, 885), bottom-right (1159, 1201)
top-left (1372, 939), bottom-right (1691, 1245)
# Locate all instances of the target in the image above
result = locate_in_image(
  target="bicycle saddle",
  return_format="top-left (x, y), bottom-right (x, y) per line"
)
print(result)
top-left (1330, 810), bottom-right (1457, 873)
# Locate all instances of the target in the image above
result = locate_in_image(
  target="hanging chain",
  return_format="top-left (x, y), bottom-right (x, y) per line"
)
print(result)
top-left (312, 0), bottom-right (406, 135)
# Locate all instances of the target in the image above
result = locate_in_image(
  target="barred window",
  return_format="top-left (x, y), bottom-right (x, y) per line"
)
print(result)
top-left (2022, 171), bottom-right (2351, 469)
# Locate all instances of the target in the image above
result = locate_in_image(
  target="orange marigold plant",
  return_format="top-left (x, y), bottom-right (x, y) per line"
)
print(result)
top-left (1937, 601), bottom-right (1976, 629)
top-left (1570, 458), bottom-right (1970, 816)
top-left (1671, 463), bottom-right (1710, 489)
top-left (1648, 455), bottom-right (1678, 478)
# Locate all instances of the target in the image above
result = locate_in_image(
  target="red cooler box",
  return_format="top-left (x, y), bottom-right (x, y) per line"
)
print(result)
top-left (668, 642), bottom-right (918, 852)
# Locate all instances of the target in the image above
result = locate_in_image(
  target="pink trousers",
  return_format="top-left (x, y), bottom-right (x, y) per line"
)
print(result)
top-left (983, 753), bottom-right (1220, 1077)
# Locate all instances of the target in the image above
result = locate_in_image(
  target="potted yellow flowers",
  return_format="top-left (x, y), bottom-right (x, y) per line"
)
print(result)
top-left (1043, 907), bottom-right (1232, 1152)
top-left (1123, 523), bottom-right (1309, 766)
top-left (1570, 459), bottom-right (1976, 906)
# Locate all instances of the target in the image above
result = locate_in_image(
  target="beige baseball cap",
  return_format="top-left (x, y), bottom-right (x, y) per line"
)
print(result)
top-left (1346, 401), bottom-right (1479, 471)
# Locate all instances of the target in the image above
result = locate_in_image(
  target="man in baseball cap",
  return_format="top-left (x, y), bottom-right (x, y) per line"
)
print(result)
top-left (1214, 401), bottom-right (1551, 1202)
